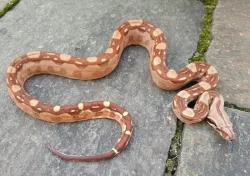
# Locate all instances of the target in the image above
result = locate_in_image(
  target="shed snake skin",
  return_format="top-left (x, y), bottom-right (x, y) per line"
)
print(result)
top-left (6, 20), bottom-right (235, 161)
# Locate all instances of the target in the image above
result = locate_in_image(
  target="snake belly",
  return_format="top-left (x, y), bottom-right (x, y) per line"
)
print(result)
top-left (6, 20), bottom-right (235, 162)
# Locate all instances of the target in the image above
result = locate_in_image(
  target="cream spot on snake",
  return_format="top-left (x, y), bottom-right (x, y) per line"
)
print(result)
top-left (167, 69), bottom-right (178, 78)
top-left (199, 81), bottom-right (211, 90)
top-left (156, 42), bottom-right (166, 50)
top-left (27, 51), bottom-right (41, 58)
top-left (153, 28), bottom-right (163, 37)
top-left (7, 66), bottom-right (16, 73)
top-left (186, 63), bottom-right (197, 73)
top-left (87, 57), bottom-right (97, 62)
top-left (182, 108), bottom-right (195, 118)
top-left (125, 130), bottom-right (131, 135)
top-left (102, 108), bottom-right (111, 112)
top-left (11, 85), bottom-right (21, 93)
top-left (193, 93), bottom-right (198, 96)
top-left (123, 111), bottom-right (128, 116)
top-left (78, 103), bottom-right (84, 110)
top-left (124, 28), bottom-right (128, 33)
top-left (114, 112), bottom-right (123, 119)
top-left (30, 99), bottom-right (39, 107)
top-left (178, 77), bottom-right (186, 81)
top-left (123, 124), bottom-right (127, 131)
top-left (157, 69), bottom-right (162, 74)
top-left (153, 57), bottom-right (161, 66)
top-left (112, 148), bottom-right (119, 154)
top-left (140, 27), bottom-right (146, 31)
top-left (101, 58), bottom-right (107, 62)
top-left (112, 30), bottom-right (121, 40)
top-left (116, 45), bottom-right (120, 51)
top-left (103, 101), bottom-right (110, 107)
top-left (75, 61), bottom-right (83, 65)
top-left (60, 54), bottom-right (71, 61)
top-left (128, 20), bottom-right (143, 26)
top-left (37, 108), bottom-right (42, 111)
top-left (173, 100), bottom-right (177, 107)
top-left (105, 48), bottom-right (113, 54)
top-left (199, 92), bottom-right (210, 105)
top-left (54, 58), bottom-right (58, 61)
top-left (71, 110), bottom-right (76, 112)
top-left (207, 66), bottom-right (218, 74)
top-left (177, 90), bottom-right (190, 98)
top-left (53, 106), bottom-right (60, 112)
top-left (47, 53), bottom-right (56, 55)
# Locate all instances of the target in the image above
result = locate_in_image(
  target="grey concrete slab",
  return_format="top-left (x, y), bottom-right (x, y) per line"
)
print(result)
top-left (0, 0), bottom-right (9, 10)
top-left (177, 108), bottom-right (250, 176)
top-left (0, 0), bottom-right (204, 175)
top-left (206, 0), bottom-right (250, 108)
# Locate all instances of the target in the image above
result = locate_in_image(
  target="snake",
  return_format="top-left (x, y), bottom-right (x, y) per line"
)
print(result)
top-left (6, 20), bottom-right (236, 162)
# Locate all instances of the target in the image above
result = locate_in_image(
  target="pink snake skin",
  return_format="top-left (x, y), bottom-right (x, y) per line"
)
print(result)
top-left (6, 20), bottom-right (235, 161)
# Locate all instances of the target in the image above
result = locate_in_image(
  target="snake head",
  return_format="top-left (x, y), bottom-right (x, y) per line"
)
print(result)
top-left (207, 95), bottom-right (236, 141)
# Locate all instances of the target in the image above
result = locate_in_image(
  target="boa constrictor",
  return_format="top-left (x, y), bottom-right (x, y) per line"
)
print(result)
top-left (6, 20), bottom-right (235, 162)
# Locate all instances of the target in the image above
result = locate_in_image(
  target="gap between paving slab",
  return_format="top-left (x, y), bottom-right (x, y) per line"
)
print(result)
top-left (176, 0), bottom-right (250, 175)
top-left (165, 0), bottom-right (218, 175)
top-left (177, 108), bottom-right (250, 176)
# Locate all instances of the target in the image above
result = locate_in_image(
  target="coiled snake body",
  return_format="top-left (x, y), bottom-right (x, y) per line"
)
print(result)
top-left (6, 20), bottom-right (235, 161)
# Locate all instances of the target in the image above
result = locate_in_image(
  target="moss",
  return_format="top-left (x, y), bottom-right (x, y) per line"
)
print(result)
top-left (224, 102), bottom-right (250, 113)
top-left (189, 0), bottom-right (218, 63)
top-left (165, 0), bottom-right (218, 175)
top-left (0, 0), bottom-right (20, 18)
top-left (165, 120), bottom-right (184, 176)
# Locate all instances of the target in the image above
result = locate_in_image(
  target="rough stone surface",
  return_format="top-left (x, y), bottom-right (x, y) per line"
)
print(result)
top-left (177, 108), bottom-right (250, 176)
top-left (0, 0), bottom-right (204, 175)
top-left (0, 0), bottom-right (9, 10)
top-left (206, 0), bottom-right (250, 108)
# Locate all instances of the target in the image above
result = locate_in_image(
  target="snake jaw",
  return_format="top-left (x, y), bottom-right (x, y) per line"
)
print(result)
top-left (219, 127), bottom-right (236, 141)
top-left (207, 96), bottom-right (236, 141)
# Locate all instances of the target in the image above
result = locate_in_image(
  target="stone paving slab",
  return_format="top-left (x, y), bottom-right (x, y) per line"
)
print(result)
top-left (177, 108), bottom-right (250, 176)
top-left (205, 0), bottom-right (250, 108)
top-left (0, 0), bottom-right (204, 175)
top-left (0, 0), bottom-right (9, 10)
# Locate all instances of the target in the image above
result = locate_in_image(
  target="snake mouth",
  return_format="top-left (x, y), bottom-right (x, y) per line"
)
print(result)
top-left (218, 130), bottom-right (235, 141)
top-left (207, 118), bottom-right (235, 141)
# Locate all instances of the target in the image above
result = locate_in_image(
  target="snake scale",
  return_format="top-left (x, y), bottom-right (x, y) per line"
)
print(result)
top-left (6, 20), bottom-right (235, 162)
